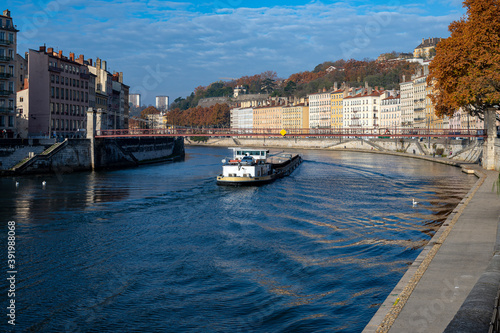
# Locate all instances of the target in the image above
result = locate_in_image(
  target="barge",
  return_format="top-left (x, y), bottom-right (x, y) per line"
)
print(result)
top-left (216, 148), bottom-right (302, 186)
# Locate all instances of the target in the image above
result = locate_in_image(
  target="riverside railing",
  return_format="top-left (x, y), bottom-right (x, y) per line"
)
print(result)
top-left (95, 127), bottom-right (488, 138)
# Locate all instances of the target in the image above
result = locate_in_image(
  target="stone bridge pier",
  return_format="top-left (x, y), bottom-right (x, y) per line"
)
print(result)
top-left (483, 108), bottom-right (500, 171)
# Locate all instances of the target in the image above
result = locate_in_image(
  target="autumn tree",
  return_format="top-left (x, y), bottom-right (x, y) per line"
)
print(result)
top-left (140, 106), bottom-right (160, 119)
top-left (427, 0), bottom-right (500, 121)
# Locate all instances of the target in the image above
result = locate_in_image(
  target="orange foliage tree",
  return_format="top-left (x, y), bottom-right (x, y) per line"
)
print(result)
top-left (166, 104), bottom-right (230, 128)
top-left (427, 0), bottom-right (500, 118)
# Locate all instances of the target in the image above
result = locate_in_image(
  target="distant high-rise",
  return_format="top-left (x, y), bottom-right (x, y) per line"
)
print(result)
top-left (129, 93), bottom-right (141, 108)
top-left (156, 95), bottom-right (169, 112)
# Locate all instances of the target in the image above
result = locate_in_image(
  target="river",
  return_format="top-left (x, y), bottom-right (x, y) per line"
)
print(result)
top-left (0, 146), bottom-right (477, 332)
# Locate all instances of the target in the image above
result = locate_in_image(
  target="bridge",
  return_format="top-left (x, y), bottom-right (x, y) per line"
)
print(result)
top-left (95, 127), bottom-right (487, 139)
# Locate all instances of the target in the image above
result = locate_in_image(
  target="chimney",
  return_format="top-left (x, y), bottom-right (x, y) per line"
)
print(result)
top-left (69, 52), bottom-right (75, 61)
top-left (89, 58), bottom-right (92, 66)
top-left (58, 50), bottom-right (62, 58)
top-left (402, 75), bottom-right (406, 83)
top-left (76, 54), bottom-right (84, 64)
top-left (102, 60), bottom-right (107, 71)
top-left (39, 45), bottom-right (46, 53)
top-left (3, 10), bottom-right (11, 17)
top-left (422, 38), bottom-right (424, 44)
top-left (47, 47), bottom-right (53, 54)
top-left (334, 82), bottom-right (338, 90)
top-left (96, 58), bottom-right (101, 69)
top-left (119, 72), bottom-right (123, 83)
top-left (24, 77), bottom-right (29, 89)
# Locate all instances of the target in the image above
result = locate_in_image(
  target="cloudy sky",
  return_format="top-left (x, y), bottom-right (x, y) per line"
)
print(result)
top-left (8, 0), bottom-right (465, 105)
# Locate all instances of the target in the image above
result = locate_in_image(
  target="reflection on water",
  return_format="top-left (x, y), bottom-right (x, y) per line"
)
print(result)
top-left (0, 147), bottom-right (477, 332)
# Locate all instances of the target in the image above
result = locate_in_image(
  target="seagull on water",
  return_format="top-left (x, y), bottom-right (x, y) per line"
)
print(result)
top-left (15, 181), bottom-right (19, 187)
top-left (412, 198), bottom-right (418, 206)
top-left (42, 181), bottom-right (46, 187)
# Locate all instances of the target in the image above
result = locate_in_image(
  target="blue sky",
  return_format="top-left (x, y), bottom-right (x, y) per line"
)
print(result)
top-left (7, 0), bottom-right (465, 105)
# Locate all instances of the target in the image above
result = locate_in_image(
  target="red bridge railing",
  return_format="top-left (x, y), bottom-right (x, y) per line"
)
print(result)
top-left (95, 127), bottom-right (487, 138)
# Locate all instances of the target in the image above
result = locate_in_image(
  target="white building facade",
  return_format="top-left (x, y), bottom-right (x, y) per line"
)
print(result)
top-left (230, 107), bottom-right (253, 130)
top-left (400, 80), bottom-right (414, 128)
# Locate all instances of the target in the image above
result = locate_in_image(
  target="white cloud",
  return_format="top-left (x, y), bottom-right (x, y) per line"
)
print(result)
top-left (12, 0), bottom-right (465, 104)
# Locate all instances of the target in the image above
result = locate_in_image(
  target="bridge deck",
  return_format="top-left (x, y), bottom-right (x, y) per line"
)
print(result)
top-left (95, 128), bottom-right (487, 139)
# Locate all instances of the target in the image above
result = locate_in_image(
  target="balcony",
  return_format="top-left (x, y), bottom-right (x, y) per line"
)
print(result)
top-left (0, 24), bottom-right (19, 32)
top-left (0, 72), bottom-right (12, 79)
top-left (0, 89), bottom-right (14, 96)
top-left (49, 65), bottom-right (63, 73)
top-left (0, 39), bottom-right (12, 46)
top-left (0, 107), bottom-right (14, 114)
top-left (0, 55), bottom-right (13, 62)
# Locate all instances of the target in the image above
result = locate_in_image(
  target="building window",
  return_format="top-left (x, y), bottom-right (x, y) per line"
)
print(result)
top-left (50, 102), bottom-right (54, 114)
top-left (51, 75), bottom-right (54, 83)
top-left (56, 76), bottom-right (59, 84)
top-left (0, 116), bottom-right (4, 126)
top-left (8, 116), bottom-right (13, 127)
top-left (8, 33), bottom-right (13, 43)
top-left (56, 87), bottom-right (59, 99)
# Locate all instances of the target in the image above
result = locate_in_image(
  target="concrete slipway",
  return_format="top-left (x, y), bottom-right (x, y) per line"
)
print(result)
top-left (363, 157), bottom-right (500, 333)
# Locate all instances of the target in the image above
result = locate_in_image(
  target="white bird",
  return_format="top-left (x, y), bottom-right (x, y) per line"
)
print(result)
top-left (42, 181), bottom-right (46, 187)
top-left (412, 198), bottom-right (418, 206)
top-left (15, 181), bottom-right (19, 187)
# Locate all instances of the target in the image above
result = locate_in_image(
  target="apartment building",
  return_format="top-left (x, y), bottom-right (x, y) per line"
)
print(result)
top-left (380, 94), bottom-right (401, 128)
top-left (400, 78), bottom-right (414, 128)
top-left (330, 89), bottom-right (344, 130)
top-left (282, 102), bottom-right (309, 131)
top-left (17, 46), bottom-right (92, 138)
top-left (230, 107), bottom-right (253, 129)
top-left (0, 9), bottom-right (17, 137)
top-left (253, 103), bottom-right (283, 130)
top-left (111, 72), bottom-right (129, 129)
top-left (413, 75), bottom-right (427, 128)
top-left (343, 88), bottom-right (383, 129)
top-left (308, 90), bottom-right (331, 129)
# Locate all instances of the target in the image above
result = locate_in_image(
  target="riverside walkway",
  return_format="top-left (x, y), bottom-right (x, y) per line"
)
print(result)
top-left (363, 157), bottom-right (500, 332)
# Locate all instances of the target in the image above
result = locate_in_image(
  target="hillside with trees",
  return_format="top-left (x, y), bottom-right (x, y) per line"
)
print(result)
top-left (168, 55), bottom-right (421, 127)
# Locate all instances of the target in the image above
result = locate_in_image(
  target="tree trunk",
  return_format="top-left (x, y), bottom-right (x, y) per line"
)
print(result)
top-left (482, 107), bottom-right (497, 170)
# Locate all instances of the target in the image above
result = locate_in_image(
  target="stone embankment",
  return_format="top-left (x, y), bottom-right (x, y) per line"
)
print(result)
top-left (0, 136), bottom-right (185, 176)
top-left (185, 136), bottom-right (485, 165)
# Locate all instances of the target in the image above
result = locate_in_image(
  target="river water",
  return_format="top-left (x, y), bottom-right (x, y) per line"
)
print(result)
top-left (1, 146), bottom-right (477, 332)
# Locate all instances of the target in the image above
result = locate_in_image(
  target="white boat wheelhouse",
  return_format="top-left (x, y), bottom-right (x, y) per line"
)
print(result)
top-left (221, 148), bottom-right (272, 178)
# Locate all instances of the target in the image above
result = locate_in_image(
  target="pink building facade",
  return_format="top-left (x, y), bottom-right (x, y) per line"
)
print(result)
top-left (21, 46), bottom-right (92, 138)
